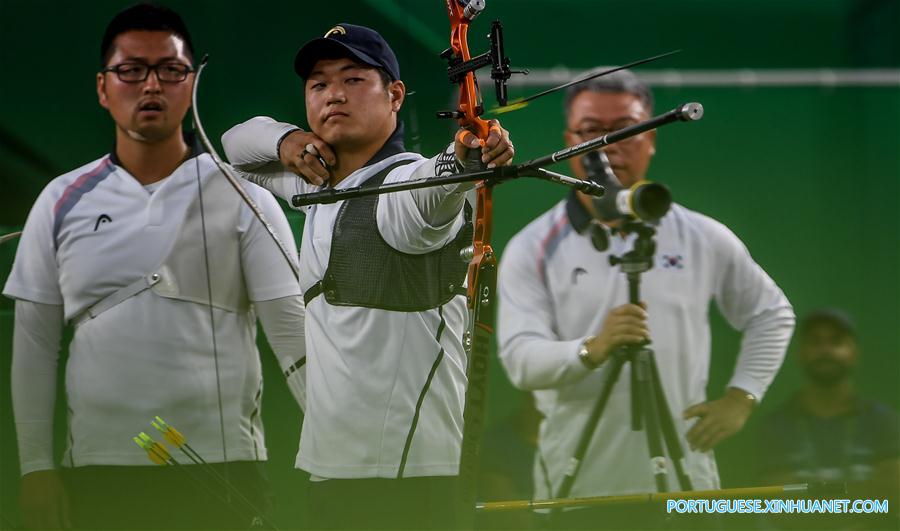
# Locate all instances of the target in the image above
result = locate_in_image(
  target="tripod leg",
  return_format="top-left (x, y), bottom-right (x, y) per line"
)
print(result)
top-left (630, 356), bottom-right (642, 430)
top-left (633, 347), bottom-right (669, 493)
top-left (554, 351), bottom-right (628, 503)
top-left (647, 352), bottom-right (695, 491)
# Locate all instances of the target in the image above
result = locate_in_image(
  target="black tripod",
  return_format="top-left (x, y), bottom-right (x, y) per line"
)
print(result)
top-left (554, 221), bottom-right (693, 505)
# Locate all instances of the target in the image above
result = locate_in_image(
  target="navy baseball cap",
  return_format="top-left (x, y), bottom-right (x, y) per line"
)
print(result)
top-left (294, 23), bottom-right (400, 81)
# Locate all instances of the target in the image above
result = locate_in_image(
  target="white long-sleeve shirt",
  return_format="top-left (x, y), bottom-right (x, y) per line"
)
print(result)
top-left (4, 152), bottom-right (305, 474)
top-left (498, 195), bottom-right (795, 500)
top-left (10, 296), bottom-right (305, 475)
top-left (222, 117), bottom-right (473, 479)
top-left (220, 117), bottom-right (470, 232)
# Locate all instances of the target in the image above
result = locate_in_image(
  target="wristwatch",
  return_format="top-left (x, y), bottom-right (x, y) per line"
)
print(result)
top-left (577, 335), bottom-right (601, 370)
top-left (730, 387), bottom-right (758, 407)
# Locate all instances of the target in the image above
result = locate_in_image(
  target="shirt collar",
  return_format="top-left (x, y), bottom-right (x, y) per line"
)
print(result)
top-left (565, 190), bottom-right (593, 233)
top-left (565, 189), bottom-right (641, 238)
top-left (362, 121), bottom-right (406, 168)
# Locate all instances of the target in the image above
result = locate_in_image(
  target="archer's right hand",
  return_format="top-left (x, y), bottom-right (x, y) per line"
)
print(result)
top-left (278, 130), bottom-right (337, 186)
top-left (21, 470), bottom-right (72, 529)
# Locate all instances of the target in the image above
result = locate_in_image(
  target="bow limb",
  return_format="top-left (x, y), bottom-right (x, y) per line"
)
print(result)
top-left (187, 56), bottom-right (301, 519)
top-left (188, 56), bottom-right (229, 480)
top-left (190, 56), bottom-right (300, 282)
top-left (0, 231), bottom-right (23, 245)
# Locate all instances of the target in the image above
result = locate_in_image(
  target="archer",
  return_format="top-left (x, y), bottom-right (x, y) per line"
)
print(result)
top-left (221, 22), bottom-right (514, 530)
top-left (3, 4), bottom-right (305, 529)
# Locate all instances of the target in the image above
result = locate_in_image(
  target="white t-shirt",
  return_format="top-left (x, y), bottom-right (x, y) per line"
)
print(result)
top-left (4, 152), bottom-right (302, 469)
top-left (222, 118), bottom-right (471, 479)
top-left (498, 197), bottom-right (795, 500)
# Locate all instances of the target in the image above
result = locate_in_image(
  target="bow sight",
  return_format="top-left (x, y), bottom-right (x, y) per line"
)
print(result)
top-left (437, 3), bottom-right (527, 119)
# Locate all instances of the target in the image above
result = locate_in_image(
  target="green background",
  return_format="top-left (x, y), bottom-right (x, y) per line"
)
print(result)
top-left (1, 0), bottom-right (898, 528)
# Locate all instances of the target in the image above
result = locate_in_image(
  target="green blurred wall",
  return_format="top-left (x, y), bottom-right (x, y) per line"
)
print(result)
top-left (1, 0), bottom-right (898, 527)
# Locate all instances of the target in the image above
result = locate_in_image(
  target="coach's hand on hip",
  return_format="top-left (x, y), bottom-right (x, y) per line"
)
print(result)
top-left (455, 119), bottom-right (515, 168)
top-left (683, 388), bottom-right (756, 452)
top-left (278, 129), bottom-right (336, 186)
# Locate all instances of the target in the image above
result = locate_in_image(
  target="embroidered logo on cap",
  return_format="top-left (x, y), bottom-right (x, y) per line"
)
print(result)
top-left (325, 26), bottom-right (347, 37)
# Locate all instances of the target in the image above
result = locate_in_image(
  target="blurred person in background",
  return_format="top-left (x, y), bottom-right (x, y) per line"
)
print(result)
top-left (497, 69), bottom-right (795, 529)
top-left (758, 309), bottom-right (899, 529)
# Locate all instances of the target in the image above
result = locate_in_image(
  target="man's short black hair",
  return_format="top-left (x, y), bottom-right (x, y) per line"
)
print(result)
top-left (374, 67), bottom-right (392, 88)
top-left (100, 3), bottom-right (194, 66)
top-left (564, 68), bottom-right (654, 116)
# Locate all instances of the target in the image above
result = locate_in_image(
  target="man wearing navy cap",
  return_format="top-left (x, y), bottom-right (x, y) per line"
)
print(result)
top-left (222, 22), bottom-right (514, 529)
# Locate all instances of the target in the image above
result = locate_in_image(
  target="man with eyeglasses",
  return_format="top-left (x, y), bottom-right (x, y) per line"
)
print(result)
top-left (4, 3), bottom-right (305, 529)
top-left (497, 69), bottom-right (795, 528)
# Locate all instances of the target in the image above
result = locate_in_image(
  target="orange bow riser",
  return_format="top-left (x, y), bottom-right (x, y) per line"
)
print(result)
top-left (443, 1), bottom-right (507, 527)
top-left (445, 0), bottom-right (495, 312)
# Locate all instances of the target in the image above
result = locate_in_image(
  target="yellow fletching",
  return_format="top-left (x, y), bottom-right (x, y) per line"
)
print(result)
top-left (147, 448), bottom-right (168, 466)
top-left (135, 434), bottom-right (168, 465)
top-left (151, 442), bottom-right (171, 461)
top-left (165, 427), bottom-right (186, 447)
top-left (152, 416), bottom-right (186, 447)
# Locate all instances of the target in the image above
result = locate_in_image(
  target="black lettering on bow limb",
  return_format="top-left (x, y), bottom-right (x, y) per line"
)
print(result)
top-left (458, 260), bottom-right (497, 521)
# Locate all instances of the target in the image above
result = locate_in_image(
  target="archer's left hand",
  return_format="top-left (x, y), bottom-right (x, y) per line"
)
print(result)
top-left (683, 388), bottom-right (755, 452)
top-left (455, 119), bottom-right (514, 168)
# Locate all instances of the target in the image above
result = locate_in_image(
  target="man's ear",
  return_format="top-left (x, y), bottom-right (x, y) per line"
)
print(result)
top-left (97, 72), bottom-right (109, 110)
top-left (389, 80), bottom-right (405, 112)
top-left (647, 128), bottom-right (657, 157)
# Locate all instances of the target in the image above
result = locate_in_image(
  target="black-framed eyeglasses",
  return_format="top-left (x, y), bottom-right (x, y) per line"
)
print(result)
top-left (569, 121), bottom-right (643, 142)
top-left (101, 62), bottom-right (194, 83)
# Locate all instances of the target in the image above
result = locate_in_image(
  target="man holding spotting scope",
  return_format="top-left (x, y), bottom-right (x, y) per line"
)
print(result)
top-left (497, 69), bottom-right (795, 528)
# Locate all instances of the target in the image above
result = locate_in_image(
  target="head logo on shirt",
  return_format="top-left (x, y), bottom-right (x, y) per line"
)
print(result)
top-left (571, 267), bottom-right (587, 284)
top-left (93, 214), bottom-right (113, 232)
top-left (53, 157), bottom-right (114, 249)
top-left (661, 254), bottom-right (684, 269)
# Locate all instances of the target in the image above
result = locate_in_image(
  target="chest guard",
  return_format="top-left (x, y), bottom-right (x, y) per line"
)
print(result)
top-left (70, 167), bottom-right (249, 327)
top-left (304, 160), bottom-right (473, 312)
top-left (150, 170), bottom-right (249, 313)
